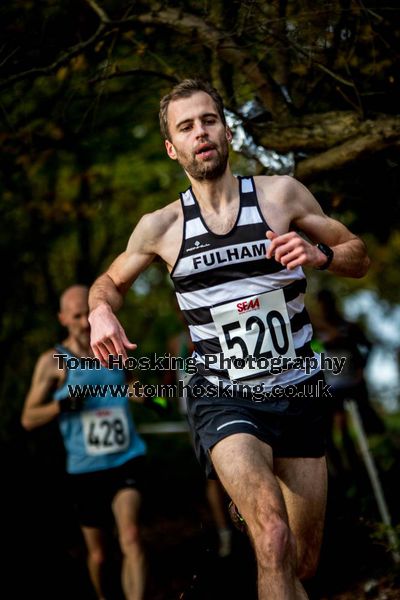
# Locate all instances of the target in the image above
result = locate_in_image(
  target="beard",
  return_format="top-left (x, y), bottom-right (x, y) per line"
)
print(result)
top-left (176, 138), bottom-right (229, 181)
top-left (76, 330), bottom-right (91, 349)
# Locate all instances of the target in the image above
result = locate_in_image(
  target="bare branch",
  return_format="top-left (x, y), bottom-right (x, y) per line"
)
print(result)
top-left (250, 112), bottom-right (400, 153)
top-left (313, 62), bottom-right (355, 88)
top-left (295, 115), bottom-right (400, 180)
top-left (0, 46), bottom-right (20, 69)
top-left (0, 22), bottom-right (108, 92)
top-left (132, 8), bottom-right (290, 119)
top-left (89, 68), bottom-right (179, 85)
top-left (85, 0), bottom-right (110, 23)
top-left (279, 31), bottom-right (356, 88)
top-left (250, 111), bottom-right (363, 151)
top-left (84, 0), bottom-right (110, 23)
top-left (0, 6), bottom-right (289, 118)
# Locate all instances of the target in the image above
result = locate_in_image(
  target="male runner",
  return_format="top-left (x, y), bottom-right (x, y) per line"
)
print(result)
top-left (88, 80), bottom-right (370, 599)
top-left (21, 285), bottom-right (146, 600)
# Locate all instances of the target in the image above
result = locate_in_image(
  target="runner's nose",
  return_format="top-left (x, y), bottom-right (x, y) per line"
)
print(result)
top-left (194, 120), bottom-right (207, 138)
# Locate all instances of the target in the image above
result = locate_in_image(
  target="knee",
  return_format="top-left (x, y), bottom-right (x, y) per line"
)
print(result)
top-left (88, 547), bottom-right (106, 567)
top-left (251, 512), bottom-right (294, 571)
top-left (118, 524), bottom-right (141, 556)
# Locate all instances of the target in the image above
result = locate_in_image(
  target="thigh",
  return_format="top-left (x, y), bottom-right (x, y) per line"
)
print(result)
top-left (274, 456), bottom-right (327, 574)
top-left (210, 433), bottom-right (289, 527)
top-left (81, 525), bottom-right (107, 556)
top-left (112, 488), bottom-right (142, 534)
top-left (110, 457), bottom-right (145, 532)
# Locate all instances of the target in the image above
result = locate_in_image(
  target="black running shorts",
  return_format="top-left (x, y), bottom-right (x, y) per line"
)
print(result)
top-left (186, 372), bottom-right (328, 478)
top-left (67, 455), bottom-right (146, 527)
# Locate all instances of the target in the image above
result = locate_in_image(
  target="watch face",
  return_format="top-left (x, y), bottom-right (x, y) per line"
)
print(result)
top-left (317, 244), bottom-right (333, 269)
top-left (319, 243), bottom-right (332, 257)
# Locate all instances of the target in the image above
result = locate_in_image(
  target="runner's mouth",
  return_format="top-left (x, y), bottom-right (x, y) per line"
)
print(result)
top-left (195, 144), bottom-right (216, 157)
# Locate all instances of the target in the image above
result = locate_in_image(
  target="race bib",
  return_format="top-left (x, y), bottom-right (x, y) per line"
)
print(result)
top-left (81, 407), bottom-right (130, 456)
top-left (210, 289), bottom-right (296, 380)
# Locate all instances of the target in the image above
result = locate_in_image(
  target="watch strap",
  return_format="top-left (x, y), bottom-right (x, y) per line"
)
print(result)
top-left (316, 243), bottom-right (334, 270)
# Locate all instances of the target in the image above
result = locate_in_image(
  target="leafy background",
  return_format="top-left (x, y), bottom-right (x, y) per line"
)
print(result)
top-left (1, 1), bottom-right (400, 598)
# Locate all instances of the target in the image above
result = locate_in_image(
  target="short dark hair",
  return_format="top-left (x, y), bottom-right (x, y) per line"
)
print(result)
top-left (159, 79), bottom-right (226, 141)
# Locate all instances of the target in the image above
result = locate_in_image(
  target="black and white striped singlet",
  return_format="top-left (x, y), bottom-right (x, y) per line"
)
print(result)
top-left (170, 176), bottom-right (319, 389)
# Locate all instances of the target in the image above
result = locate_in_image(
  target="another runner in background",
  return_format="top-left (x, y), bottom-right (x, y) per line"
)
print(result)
top-left (21, 285), bottom-right (147, 600)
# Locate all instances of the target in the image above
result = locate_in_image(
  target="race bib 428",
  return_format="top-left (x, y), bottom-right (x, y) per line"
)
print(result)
top-left (81, 407), bottom-right (130, 456)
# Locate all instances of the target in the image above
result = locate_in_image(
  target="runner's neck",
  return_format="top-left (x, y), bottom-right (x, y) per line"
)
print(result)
top-left (189, 168), bottom-right (237, 212)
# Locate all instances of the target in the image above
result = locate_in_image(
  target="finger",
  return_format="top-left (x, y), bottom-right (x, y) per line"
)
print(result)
top-left (90, 343), bottom-right (102, 364)
top-left (267, 237), bottom-right (289, 260)
top-left (279, 249), bottom-right (300, 267)
top-left (266, 230), bottom-right (276, 258)
top-left (266, 230), bottom-right (278, 258)
top-left (274, 239), bottom-right (300, 263)
top-left (266, 231), bottom-right (295, 259)
top-left (92, 343), bottom-right (110, 368)
top-left (285, 253), bottom-right (308, 270)
top-left (270, 233), bottom-right (294, 247)
top-left (100, 338), bottom-right (120, 366)
top-left (120, 329), bottom-right (137, 351)
top-left (91, 341), bottom-right (107, 365)
top-left (110, 335), bottom-right (129, 363)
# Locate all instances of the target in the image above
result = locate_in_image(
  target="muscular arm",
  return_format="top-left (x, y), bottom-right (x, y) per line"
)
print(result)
top-left (89, 213), bottom-right (158, 312)
top-left (89, 211), bottom-right (169, 365)
top-left (265, 177), bottom-right (370, 278)
top-left (21, 352), bottom-right (61, 431)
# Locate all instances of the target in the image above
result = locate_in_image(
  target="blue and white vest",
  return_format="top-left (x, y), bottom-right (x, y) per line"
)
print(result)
top-left (53, 345), bottom-right (146, 474)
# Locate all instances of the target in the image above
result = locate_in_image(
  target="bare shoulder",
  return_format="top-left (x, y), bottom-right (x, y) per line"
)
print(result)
top-left (254, 175), bottom-right (323, 228)
top-left (254, 175), bottom-right (311, 204)
top-left (139, 199), bottom-right (181, 233)
top-left (40, 348), bottom-right (62, 372)
top-left (125, 199), bottom-right (183, 271)
top-left (33, 348), bottom-right (63, 382)
top-left (129, 199), bottom-right (182, 253)
top-left (252, 175), bottom-right (305, 233)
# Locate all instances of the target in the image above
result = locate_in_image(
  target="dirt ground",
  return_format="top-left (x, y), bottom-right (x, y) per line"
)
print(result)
top-left (4, 423), bottom-right (400, 599)
top-left (141, 514), bottom-right (400, 600)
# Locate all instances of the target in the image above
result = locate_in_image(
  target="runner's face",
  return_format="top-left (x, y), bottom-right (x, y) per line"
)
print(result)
top-left (59, 295), bottom-right (90, 347)
top-left (165, 92), bottom-right (231, 181)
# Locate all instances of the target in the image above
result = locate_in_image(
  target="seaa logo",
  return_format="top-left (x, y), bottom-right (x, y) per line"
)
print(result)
top-left (237, 298), bottom-right (260, 313)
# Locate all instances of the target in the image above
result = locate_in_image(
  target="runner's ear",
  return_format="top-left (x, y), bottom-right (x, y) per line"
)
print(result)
top-left (58, 311), bottom-right (68, 327)
top-left (165, 139), bottom-right (177, 160)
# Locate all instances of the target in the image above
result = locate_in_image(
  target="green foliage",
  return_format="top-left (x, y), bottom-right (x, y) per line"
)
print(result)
top-left (0, 0), bottom-right (399, 440)
top-left (368, 520), bottom-right (400, 557)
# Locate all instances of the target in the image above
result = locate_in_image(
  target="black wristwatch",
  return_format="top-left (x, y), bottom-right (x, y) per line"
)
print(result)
top-left (316, 243), bottom-right (334, 270)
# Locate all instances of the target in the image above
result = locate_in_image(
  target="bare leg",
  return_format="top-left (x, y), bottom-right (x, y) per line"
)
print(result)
top-left (113, 488), bottom-right (145, 600)
top-left (274, 456), bottom-right (327, 581)
top-left (81, 526), bottom-right (107, 600)
top-left (210, 433), bottom-right (307, 599)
